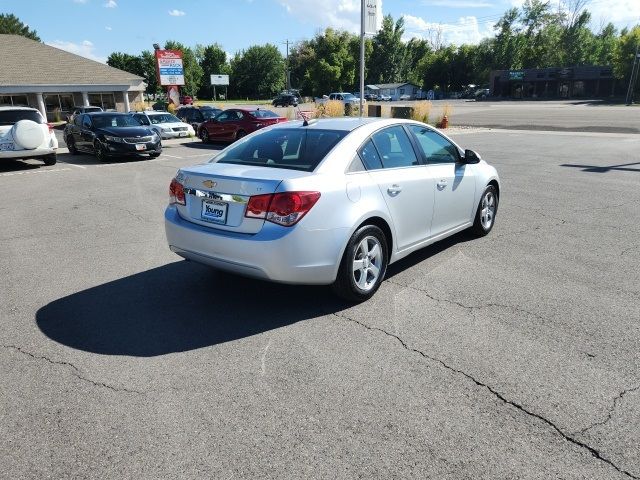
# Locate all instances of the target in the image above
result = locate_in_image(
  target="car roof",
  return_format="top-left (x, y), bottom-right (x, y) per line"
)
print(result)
top-left (0, 106), bottom-right (39, 111)
top-left (86, 111), bottom-right (129, 116)
top-left (271, 117), bottom-right (397, 132)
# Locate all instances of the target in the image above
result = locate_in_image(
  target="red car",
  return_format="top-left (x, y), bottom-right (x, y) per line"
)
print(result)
top-left (199, 108), bottom-right (287, 143)
top-left (180, 95), bottom-right (194, 105)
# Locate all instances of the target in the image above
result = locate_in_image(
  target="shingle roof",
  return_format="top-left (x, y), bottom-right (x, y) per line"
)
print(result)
top-left (374, 82), bottom-right (420, 89)
top-left (0, 34), bottom-right (144, 86)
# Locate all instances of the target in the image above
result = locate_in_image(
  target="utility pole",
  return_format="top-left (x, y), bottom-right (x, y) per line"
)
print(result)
top-left (625, 39), bottom-right (640, 105)
top-left (283, 39), bottom-right (291, 91)
top-left (359, 0), bottom-right (365, 117)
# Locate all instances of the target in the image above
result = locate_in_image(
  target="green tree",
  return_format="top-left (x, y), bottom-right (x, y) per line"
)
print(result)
top-left (368, 15), bottom-right (406, 84)
top-left (230, 44), bottom-right (285, 99)
top-left (613, 26), bottom-right (640, 93)
top-left (0, 13), bottom-right (40, 41)
top-left (140, 50), bottom-right (160, 95)
top-left (107, 52), bottom-right (144, 76)
top-left (164, 41), bottom-right (203, 97)
top-left (196, 43), bottom-right (229, 98)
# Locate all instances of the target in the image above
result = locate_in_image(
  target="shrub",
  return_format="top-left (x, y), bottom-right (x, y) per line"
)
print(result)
top-left (323, 100), bottom-right (345, 117)
top-left (53, 107), bottom-right (61, 122)
top-left (167, 103), bottom-right (177, 114)
top-left (411, 101), bottom-right (432, 124)
top-left (131, 101), bottom-right (147, 113)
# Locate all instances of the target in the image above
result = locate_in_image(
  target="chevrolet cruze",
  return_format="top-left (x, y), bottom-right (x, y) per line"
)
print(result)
top-left (164, 118), bottom-right (500, 301)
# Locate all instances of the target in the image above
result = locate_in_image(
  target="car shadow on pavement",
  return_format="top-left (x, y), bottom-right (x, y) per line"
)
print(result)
top-left (183, 141), bottom-right (227, 150)
top-left (560, 161), bottom-right (640, 173)
top-left (0, 159), bottom-right (43, 173)
top-left (35, 231), bottom-right (476, 357)
top-left (36, 260), bottom-right (343, 357)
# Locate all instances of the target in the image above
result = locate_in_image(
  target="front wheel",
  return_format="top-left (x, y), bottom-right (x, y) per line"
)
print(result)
top-left (66, 137), bottom-right (78, 155)
top-left (235, 130), bottom-right (246, 141)
top-left (200, 128), bottom-right (209, 143)
top-left (94, 141), bottom-right (108, 162)
top-left (471, 185), bottom-right (498, 236)
top-left (332, 225), bottom-right (388, 302)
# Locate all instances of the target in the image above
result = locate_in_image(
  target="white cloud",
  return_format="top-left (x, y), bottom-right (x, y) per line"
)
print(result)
top-left (73, 0), bottom-right (88, 4)
top-left (168, 9), bottom-right (186, 16)
top-left (46, 39), bottom-right (107, 63)
top-left (403, 14), bottom-right (495, 46)
top-left (278, 0), bottom-right (382, 33)
top-left (422, 0), bottom-right (493, 7)
top-left (104, 0), bottom-right (117, 8)
top-left (105, 26), bottom-right (112, 31)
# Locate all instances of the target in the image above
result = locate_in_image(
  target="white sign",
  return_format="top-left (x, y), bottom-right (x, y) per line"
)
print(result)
top-left (364, 0), bottom-right (381, 35)
top-left (210, 74), bottom-right (229, 86)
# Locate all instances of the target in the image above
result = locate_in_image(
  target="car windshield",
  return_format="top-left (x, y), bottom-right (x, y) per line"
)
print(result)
top-left (0, 110), bottom-right (44, 125)
top-left (148, 114), bottom-right (181, 124)
top-left (92, 115), bottom-right (143, 128)
top-left (343, 94), bottom-right (356, 100)
top-left (213, 128), bottom-right (347, 172)
top-left (201, 109), bottom-right (220, 119)
top-left (250, 110), bottom-right (279, 118)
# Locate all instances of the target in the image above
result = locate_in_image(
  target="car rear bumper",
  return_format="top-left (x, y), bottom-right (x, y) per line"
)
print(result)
top-left (0, 146), bottom-right (56, 160)
top-left (164, 206), bottom-right (347, 285)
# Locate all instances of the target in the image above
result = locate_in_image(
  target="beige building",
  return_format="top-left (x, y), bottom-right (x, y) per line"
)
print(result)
top-left (0, 34), bottom-right (145, 121)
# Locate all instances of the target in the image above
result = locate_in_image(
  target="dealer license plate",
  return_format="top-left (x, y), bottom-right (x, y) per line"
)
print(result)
top-left (201, 199), bottom-right (228, 224)
top-left (0, 142), bottom-right (15, 151)
top-left (179, 132), bottom-right (187, 137)
top-left (135, 144), bottom-right (147, 151)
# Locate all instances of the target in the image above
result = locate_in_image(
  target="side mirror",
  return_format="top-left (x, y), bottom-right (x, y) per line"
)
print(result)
top-left (464, 149), bottom-right (481, 164)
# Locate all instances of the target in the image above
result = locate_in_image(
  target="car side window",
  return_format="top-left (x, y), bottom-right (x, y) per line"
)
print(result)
top-left (235, 111), bottom-right (244, 120)
top-left (81, 115), bottom-right (92, 129)
top-left (74, 114), bottom-right (83, 127)
top-left (136, 114), bottom-right (150, 126)
top-left (409, 125), bottom-right (459, 164)
top-left (371, 126), bottom-right (419, 169)
top-left (358, 139), bottom-right (383, 170)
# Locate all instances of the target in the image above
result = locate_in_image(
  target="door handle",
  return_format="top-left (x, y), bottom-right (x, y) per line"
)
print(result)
top-left (436, 179), bottom-right (448, 189)
top-left (387, 184), bottom-right (402, 195)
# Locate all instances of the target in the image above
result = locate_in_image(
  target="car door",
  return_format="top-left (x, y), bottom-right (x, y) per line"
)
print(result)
top-left (78, 115), bottom-right (95, 151)
top-left (207, 111), bottom-right (231, 140)
top-left (407, 125), bottom-right (476, 236)
top-left (363, 126), bottom-right (434, 251)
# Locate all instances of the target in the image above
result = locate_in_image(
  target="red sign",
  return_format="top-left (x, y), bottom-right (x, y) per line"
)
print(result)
top-left (155, 49), bottom-right (185, 86)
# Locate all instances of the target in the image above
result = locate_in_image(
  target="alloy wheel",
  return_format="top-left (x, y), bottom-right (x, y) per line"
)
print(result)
top-left (480, 191), bottom-right (496, 230)
top-left (352, 236), bottom-right (383, 292)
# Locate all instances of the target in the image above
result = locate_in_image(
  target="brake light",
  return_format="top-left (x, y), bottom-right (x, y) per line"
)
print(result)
top-left (244, 191), bottom-right (320, 226)
top-left (46, 123), bottom-right (54, 133)
top-left (169, 178), bottom-right (186, 205)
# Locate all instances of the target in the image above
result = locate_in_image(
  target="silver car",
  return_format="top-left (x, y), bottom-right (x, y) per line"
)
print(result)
top-left (165, 118), bottom-right (500, 301)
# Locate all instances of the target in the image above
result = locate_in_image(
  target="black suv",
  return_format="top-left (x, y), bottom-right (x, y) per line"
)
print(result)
top-left (176, 106), bottom-right (222, 135)
top-left (64, 112), bottom-right (161, 162)
top-left (272, 93), bottom-right (299, 107)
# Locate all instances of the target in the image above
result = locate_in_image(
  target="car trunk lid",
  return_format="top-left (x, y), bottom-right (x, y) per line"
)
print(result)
top-left (176, 162), bottom-right (308, 234)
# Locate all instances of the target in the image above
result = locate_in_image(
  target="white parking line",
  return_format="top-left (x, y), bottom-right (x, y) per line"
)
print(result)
top-left (0, 168), bottom-right (71, 177)
top-left (162, 154), bottom-right (183, 159)
top-left (58, 162), bottom-right (87, 169)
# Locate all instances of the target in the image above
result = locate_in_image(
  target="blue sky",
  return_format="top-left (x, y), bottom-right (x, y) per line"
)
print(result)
top-left (1, 0), bottom-right (638, 63)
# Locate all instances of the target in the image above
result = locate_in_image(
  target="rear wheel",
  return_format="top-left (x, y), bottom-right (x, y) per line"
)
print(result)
top-left (200, 128), bottom-right (209, 143)
top-left (43, 153), bottom-right (57, 166)
top-left (235, 130), bottom-right (247, 141)
top-left (332, 225), bottom-right (388, 302)
top-left (471, 185), bottom-right (498, 236)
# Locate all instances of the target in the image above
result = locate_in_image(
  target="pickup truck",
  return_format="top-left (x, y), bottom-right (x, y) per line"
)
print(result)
top-left (314, 92), bottom-right (361, 106)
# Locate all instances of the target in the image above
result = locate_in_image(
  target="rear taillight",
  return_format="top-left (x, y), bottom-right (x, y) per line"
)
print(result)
top-left (245, 191), bottom-right (320, 226)
top-left (169, 178), bottom-right (186, 205)
top-left (47, 123), bottom-right (54, 133)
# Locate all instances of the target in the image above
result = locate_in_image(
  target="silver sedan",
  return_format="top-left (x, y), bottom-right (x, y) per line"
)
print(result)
top-left (164, 118), bottom-right (500, 301)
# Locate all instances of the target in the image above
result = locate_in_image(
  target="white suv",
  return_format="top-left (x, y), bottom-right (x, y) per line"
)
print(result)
top-left (0, 107), bottom-right (58, 165)
top-left (130, 111), bottom-right (195, 139)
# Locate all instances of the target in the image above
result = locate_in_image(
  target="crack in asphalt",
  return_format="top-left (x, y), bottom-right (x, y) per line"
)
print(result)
top-left (493, 219), bottom-right (567, 239)
top-left (333, 313), bottom-right (639, 479)
top-left (385, 279), bottom-right (546, 321)
top-left (1, 344), bottom-right (143, 395)
top-left (574, 385), bottom-right (640, 436)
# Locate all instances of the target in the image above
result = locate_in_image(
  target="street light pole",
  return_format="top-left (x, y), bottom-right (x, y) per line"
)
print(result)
top-left (359, 0), bottom-right (365, 117)
top-left (625, 39), bottom-right (640, 105)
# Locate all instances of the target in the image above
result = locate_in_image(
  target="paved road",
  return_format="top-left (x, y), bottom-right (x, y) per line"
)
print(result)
top-left (268, 99), bottom-right (640, 134)
top-left (1, 130), bottom-right (639, 478)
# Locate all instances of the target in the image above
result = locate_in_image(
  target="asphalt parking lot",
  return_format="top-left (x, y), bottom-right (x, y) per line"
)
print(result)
top-left (1, 127), bottom-right (639, 478)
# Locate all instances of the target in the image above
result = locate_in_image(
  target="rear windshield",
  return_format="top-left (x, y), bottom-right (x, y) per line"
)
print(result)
top-left (250, 110), bottom-right (279, 118)
top-left (213, 128), bottom-right (347, 172)
top-left (148, 113), bottom-right (180, 124)
top-left (0, 110), bottom-right (44, 125)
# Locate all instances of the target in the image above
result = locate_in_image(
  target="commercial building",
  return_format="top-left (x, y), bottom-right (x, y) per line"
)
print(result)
top-left (0, 34), bottom-right (145, 121)
top-left (366, 82), bottom-right (423, 100)
top-left (490, 66), bottom-right (622, 99)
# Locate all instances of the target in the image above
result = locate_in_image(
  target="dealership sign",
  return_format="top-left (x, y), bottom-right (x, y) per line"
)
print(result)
top-left (155, 50), bottom-right (185, 86)
top-left (509, 70), bottom-right (524, 81)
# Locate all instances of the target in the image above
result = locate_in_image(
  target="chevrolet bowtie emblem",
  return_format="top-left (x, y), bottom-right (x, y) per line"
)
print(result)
top-left (202, 180), bottom-right (217, 189)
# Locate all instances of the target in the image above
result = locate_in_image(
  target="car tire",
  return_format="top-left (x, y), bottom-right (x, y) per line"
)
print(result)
top-left (235, 130), bottom-right (246, 141)
top-left (67, 137), bottom-right (78, 155)
top-left (471, 185), bottom-right (498, 236)
top-left (43, 153), bottom-right (57, 166)
top-left (94, 141), bottom-right (108, 162)
top-left (200, 128), bottom-right (210, 143)
top-left (332, 224), bottom-right (388, 302)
